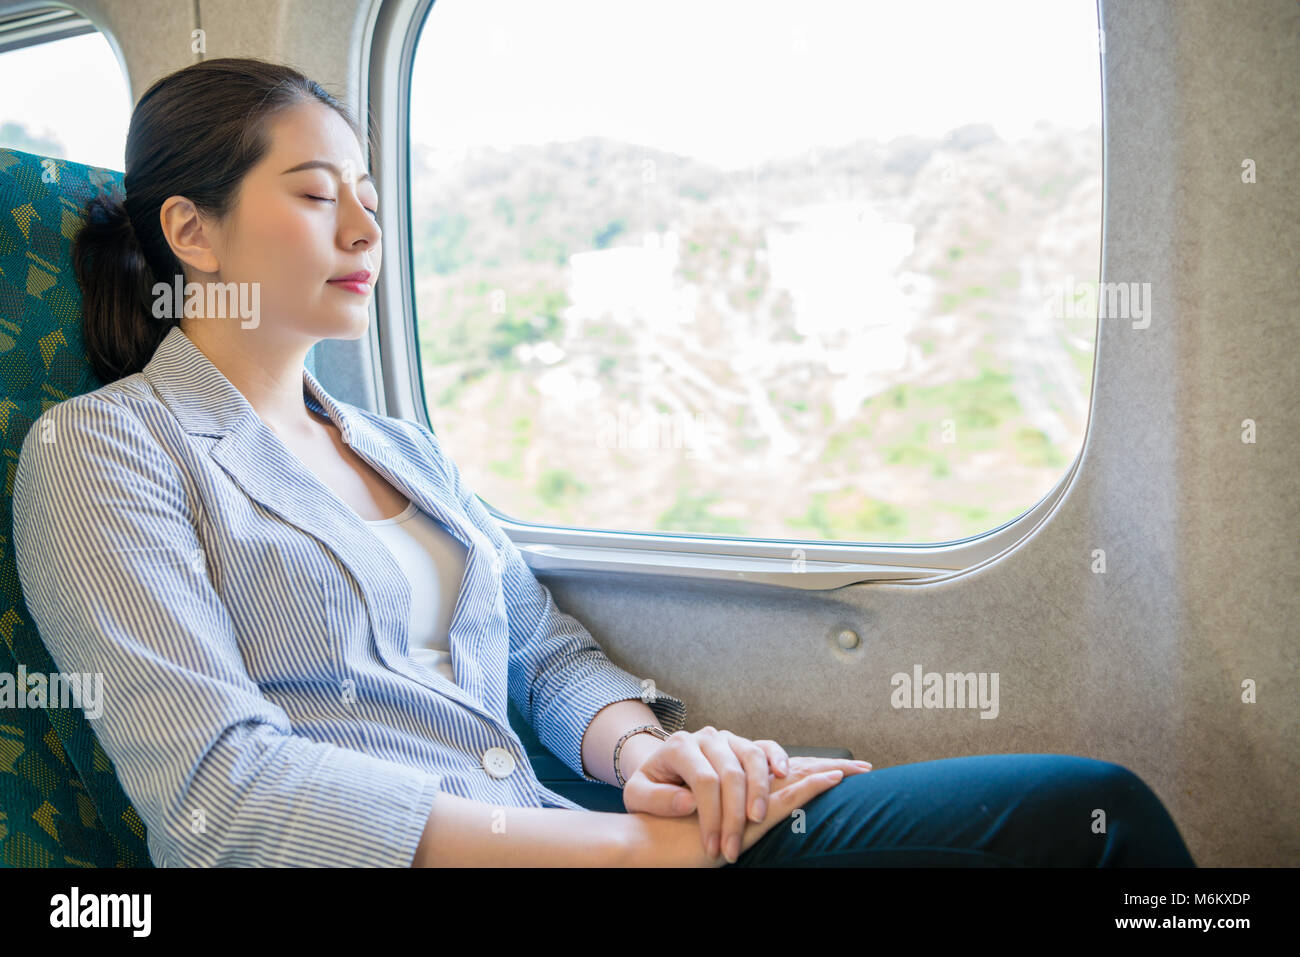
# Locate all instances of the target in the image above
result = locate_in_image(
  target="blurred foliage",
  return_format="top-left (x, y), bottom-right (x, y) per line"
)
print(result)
top-left (410, 123), bottom-right (1099, 544)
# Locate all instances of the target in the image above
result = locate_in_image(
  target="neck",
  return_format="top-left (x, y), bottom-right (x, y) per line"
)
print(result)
top-left (179, 320), bottom-right (318, 441)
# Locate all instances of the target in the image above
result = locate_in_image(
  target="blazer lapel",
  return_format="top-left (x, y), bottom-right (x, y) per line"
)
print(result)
top-left (296, 372), bottom-right (507, 720)
top-left (141, 326), bottom-right (506, 726)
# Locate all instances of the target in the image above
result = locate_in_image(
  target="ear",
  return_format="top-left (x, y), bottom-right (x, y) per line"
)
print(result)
top-left (159, 195), bottom-right (222, 275)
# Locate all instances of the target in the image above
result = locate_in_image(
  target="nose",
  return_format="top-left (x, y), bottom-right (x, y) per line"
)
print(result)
top-left (340, 195), bottom-right (381, 251)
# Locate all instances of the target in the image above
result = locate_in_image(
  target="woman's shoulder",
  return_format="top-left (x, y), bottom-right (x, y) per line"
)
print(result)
top-left (32, 371), bottom-right (158, 423)
top-left (24, 375), bottom-right (160, 446)
top-left (18, 375), bottom-right (180, 489)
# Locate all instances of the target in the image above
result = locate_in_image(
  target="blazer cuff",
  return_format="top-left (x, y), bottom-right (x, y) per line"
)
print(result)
top-left (212, 741), bottom-right (445, 868)
top-left (533, 664), bottom-right (688, 785)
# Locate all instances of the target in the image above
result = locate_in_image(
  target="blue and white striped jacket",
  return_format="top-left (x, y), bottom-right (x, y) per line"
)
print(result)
top-left (12, 324), bottom-right (686, 867)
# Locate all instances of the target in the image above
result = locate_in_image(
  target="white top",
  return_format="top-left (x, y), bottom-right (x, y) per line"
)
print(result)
top-left (364, 500), bottom-right (469, 684)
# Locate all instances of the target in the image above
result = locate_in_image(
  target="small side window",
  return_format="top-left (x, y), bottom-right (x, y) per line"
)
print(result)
top-left (0, 9), bottom-right (130, 169)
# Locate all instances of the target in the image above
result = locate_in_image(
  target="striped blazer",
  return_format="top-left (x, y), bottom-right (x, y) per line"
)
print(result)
top-left (12, 324), bottom-right (687, 867)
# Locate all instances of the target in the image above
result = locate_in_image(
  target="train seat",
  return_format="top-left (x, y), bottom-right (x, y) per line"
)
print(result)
top-left (1, 146), bottom-right (148, 866)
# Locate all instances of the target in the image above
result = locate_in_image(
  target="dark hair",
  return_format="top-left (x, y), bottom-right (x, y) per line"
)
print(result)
top-left (72, 57), bottom-right (366, 383)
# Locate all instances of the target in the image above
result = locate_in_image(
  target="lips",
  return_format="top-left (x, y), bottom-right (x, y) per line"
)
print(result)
top-left (328, 270), bottom-right (372, 283)
top-left (328, 279), bottom-right (372, 295)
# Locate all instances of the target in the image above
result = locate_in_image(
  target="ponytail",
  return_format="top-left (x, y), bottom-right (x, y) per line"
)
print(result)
top-left (72, 190), bottom-right (174, 384)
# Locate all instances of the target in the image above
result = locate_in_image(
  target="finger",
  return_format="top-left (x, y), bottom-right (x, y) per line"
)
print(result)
top-left (785, 769), bottom-right (844, 813)
top-left (697, 730), bottom-right (749, 863)
top-left (787, 755), bottom-right (873, 776)
top-left (752, 739), bottom-right (790, 778)
top-left (669, 732), bottom-right (725, 859)
top-left (827, 757), bottom-right (873, 773)
top-left (768, 768), bottom-right (842, 808)
top-left (726, 735), bottom-right (772, 824)
top-left (740, 769), bottom-right (846, 860)
top-left (622, 775), bottom-right (696, 817)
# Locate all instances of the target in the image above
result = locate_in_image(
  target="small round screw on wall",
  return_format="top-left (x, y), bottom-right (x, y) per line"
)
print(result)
top-left (836, 629), bottom-right (860, 651)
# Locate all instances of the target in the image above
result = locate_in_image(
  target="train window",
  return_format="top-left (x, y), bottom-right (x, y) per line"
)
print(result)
top-left (407, 0), bottom-right (1101, 545)
top-left (0, 10), bottom-right (130, 169)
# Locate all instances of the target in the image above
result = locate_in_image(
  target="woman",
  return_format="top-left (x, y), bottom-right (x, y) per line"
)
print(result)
top-left (12, 57), bottom-right (1195, 868)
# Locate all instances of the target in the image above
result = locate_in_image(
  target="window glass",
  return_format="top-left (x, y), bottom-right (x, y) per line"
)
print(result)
top-left (0, 30), bottom-right (130, 170)
top-left (408, 0), bottom-right (1102, 544)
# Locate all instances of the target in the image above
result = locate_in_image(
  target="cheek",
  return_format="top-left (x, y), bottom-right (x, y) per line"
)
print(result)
top-left (276, 209), bottom-right (327, 252)
top-left (249, 206), bottom-right (333, 283)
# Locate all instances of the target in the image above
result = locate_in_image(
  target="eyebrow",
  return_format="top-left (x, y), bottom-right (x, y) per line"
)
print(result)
top-left (281, 160), bottom-right (375, 186)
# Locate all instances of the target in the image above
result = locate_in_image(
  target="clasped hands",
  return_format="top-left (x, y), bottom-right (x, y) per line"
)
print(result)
top-left (620, 725), bottom-right (872, 864)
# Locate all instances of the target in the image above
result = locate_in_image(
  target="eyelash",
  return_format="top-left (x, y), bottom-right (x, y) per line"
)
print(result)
top-left (306, 195), bottom-right (379, 219)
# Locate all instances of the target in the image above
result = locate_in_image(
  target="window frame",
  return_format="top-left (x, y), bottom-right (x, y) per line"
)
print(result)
top-left (0, 7), bottom-right (97, 56)
top-left (367, 0), bottom-right (1102, 588)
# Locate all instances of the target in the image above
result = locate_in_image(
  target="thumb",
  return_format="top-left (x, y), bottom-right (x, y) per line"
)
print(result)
top-left (626, 779), bottom-right (696, 816)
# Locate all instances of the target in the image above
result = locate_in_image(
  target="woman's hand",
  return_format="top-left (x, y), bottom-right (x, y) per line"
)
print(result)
top-left (621, 726), bottom-right (871, 863)
top-left (623, 759), bottom-right (857, 866)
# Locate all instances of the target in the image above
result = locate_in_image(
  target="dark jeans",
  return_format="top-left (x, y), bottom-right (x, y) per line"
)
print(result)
top-left (565, 753), bottom-right (1196, 867)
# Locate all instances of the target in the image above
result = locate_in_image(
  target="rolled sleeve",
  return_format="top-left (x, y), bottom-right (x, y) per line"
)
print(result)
top-left (409, 420), bottom-right (688, 782)
top-left (510, 586), bottom-right (688, 784)
top-left (12, 395), bottom-right (441, 867)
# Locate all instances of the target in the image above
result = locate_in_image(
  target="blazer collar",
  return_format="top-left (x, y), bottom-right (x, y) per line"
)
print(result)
top-left (142, 324), bottom-right (358, 440)
top-left (140, 325), bottom-right (508, 727)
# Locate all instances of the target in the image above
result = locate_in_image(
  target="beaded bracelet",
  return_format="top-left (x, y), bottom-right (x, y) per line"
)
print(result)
top-left (613, 724), bottom-right (671, 787)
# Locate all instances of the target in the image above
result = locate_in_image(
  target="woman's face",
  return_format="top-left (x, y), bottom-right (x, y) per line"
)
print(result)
top-left (170, 99), bottom-right (382, 347)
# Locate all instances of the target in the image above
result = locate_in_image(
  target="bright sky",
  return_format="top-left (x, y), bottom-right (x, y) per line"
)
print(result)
top-left (412, 0), bottom-right (1103, 168)
top-left (0, 32), bottom-right (132, 169)
top-left (1, 0), bottom-right (1100, 173)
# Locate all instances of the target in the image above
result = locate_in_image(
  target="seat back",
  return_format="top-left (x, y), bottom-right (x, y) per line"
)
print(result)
top-left (0, 146), bottom-right (152, 866)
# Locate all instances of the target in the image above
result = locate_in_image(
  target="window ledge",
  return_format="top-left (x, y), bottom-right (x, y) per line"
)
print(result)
top-left (517, 542), bottom-right (951, 588)
top-left (502, 463), bottom-right (1076, 590)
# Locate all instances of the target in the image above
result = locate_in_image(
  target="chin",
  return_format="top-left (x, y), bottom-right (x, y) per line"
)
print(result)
top-left (346, 312), bottom-right (371, 339)
top-left (322, 312), bottom-right (370, 341)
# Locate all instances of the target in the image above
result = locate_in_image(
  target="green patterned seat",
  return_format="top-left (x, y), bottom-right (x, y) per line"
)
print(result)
top-left (0, 146), bottom-right (153, 866)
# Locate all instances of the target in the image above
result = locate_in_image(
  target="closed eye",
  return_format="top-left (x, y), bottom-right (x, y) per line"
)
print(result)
top-left (306, 195), bottom-right (379, 219)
